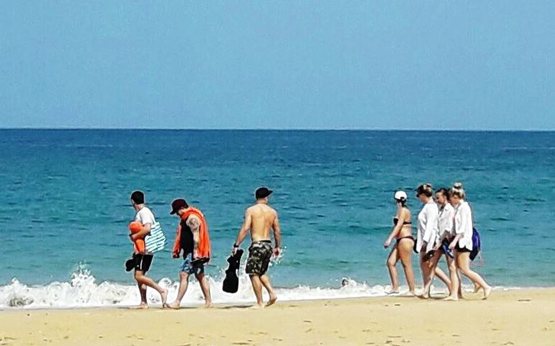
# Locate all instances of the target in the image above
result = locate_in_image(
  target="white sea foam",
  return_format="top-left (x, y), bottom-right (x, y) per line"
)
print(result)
top-left (0, 269), bottom-right (391, 309)
top-left (0, 268), bottom-right (520, 310)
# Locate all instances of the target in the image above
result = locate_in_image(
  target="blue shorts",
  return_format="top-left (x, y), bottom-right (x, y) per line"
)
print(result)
top-left (181, 254), bottom-right (205, 275)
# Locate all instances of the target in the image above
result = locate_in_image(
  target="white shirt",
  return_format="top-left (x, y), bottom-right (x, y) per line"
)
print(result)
top-left (135, 207), bottom-right (156, 227)
top-left (454, 200), bottom-right (473, 251)
top-left (438, 203), bottom-right (455, 239)
top-left (416, 201), bottom-right (439, 253)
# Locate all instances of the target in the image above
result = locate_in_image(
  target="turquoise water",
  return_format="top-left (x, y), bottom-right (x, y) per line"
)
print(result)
top-left (1, 129), bottom-right (554, 291)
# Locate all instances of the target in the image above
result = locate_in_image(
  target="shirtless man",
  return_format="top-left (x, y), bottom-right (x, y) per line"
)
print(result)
top-left (232, 187), bottom-right (282, 308)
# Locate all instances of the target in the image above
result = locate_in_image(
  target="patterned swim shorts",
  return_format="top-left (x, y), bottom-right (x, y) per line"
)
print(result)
top-left (246, 241), bottom-right (273, 276)
top-left (180, 253), bottom-right (205, 275)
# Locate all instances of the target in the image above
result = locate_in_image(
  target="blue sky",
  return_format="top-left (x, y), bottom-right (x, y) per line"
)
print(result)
top-left (1, 1), bottom-right (554, 130)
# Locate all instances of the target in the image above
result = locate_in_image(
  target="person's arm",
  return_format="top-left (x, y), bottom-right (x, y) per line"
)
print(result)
top-left (172, 222), bottom-right (182, 258)
top-left (272, 213), bottom-right (282, 257)
top-left (449, 208), bottom-right (464, 250)
top-left (384, 209), bottom-right (407, 248)
top-left (131, 223), bottom-right (151, 241)
top-left (232, 210), bottom-right (252, 254)
top-left (440, 207), bottom-right (455, 244)
top-left (422, 206), bottom-right (438, 251)
top-left (186, 215), bottom-right (201, 259)
top-left (449, 233), bottom-right (462, 251)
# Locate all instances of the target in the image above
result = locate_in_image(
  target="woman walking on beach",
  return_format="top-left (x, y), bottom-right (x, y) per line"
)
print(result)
top-left (383, 191), bottom-right (416, 295)
top-left (448, 183), bottom-right (492, 300)
top-left (434, 188), bottom-right (459, 300)
top-left (415, 184), bottom-right (450, 298)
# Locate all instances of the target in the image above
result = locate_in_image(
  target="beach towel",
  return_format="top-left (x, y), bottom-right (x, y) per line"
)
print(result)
top-left (172, 207), bottom-right (211, 260)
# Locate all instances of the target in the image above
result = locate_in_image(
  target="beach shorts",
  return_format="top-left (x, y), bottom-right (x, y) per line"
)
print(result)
top-left (133, 253), bottom-right (153, 273)
top-left (181, 253), bottom-right (205, 275)
top-left (455, 243), bottom-right (471, 253)
top-left (246, 241), bottom-right (273, 276)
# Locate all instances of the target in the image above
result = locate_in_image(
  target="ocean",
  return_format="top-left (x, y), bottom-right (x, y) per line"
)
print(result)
top-left (1, 129), bottom-right (554, 308)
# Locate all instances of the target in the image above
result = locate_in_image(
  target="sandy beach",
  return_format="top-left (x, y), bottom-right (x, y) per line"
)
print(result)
top-left (0, 288), bottom-right (553, 346)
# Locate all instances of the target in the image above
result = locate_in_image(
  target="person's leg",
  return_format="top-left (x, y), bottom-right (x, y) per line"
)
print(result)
top-left (169, 271), bottom-right (190, 309)
top-left (434, 265), bottom-right (451, 289)
top-left (195, 273), bottom-right (212, 308)
top-left (259, 274), bottom-right (277, 306)
top-left (386, 246), bottom-right (400, 293)
top-left (397, 240), bottom-right (415, 294)
top-left (134, 271), bottom-right (168, 306)
top-left (456, 252), bottom-right (492, 299)
top-left (419, 251), bottom-right (430, 298)
top-left (137, 281), bottom-right (148, 308)
top-left (249, 274), bottom-right (264, 308)
top-left (444, 255), bottom-right (460, 301)
top-left (422, 251), bottom-right (446, 298)
top-left (457, 268), bottom-right (464, 298)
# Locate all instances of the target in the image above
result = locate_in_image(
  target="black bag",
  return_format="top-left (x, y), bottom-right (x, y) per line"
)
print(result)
top-left (125, 255), bottom-right (136, 272)
top-left (222, 249), bottom-right (244, 293)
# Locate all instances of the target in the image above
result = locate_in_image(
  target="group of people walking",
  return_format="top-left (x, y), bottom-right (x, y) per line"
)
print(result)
top-left (127, 187), bottom-right (282, 309)
top-left (126, 182), bottom-right (490, 310)
top-left (384, 183), bottom-right (492, 300)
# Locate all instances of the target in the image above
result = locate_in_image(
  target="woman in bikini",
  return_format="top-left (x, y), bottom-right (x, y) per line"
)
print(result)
top-left (384, 191), bottom-right (416, 295)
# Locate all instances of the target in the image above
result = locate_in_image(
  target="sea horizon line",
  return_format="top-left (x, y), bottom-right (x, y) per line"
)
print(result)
top-left (1, 127), bottom-right (554, 133)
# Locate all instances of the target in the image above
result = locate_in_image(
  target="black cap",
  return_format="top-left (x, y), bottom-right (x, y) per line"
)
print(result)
top-left (170, 198), bottom-right (189, 215)
top-left (255, 187), bottom-right (273, 199)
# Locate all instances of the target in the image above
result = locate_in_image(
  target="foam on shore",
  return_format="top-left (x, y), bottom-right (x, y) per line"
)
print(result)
top-left (0, 269), bottom-right (394, 309)
top-left (1, 268), bottom-right (521, 309)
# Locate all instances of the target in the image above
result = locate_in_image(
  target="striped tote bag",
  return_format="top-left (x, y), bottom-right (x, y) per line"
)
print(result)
top-left (145, 222), bottom-right (166, 253)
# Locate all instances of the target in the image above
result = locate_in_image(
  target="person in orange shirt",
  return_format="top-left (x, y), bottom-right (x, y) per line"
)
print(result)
top-left (168, 198), bottom-right (212, 309)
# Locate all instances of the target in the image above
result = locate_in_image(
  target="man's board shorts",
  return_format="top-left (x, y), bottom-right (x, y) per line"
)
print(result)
top-left (181, 253), bottom-right (205, 275)
top-left (246, 240), bottom-right (273, 276)
top-left (133, 253), bottom-right (153, 273)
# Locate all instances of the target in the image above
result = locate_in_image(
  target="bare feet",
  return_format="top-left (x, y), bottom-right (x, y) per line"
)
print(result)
top-left (160, 289), bottom-right (168, 307)
top-left (386, 289), bottom-right (400, 295)
top-left (400, 291), bottom-right (416, 297)
top-left (134, 303), bottom-right (148, 310)
top-left (249, 304), bottom-right (265, 309)
top-left (482, 286), bottom-right (492, 300)
top-left (474, 284), bottom-right (482, 293)
top-left (417, 294), bottom-right (430, 300)
top-left (167, 301), bottom-right (181, 310)
top-left (443, 296), bottom-right (459, 301)
top-left (266, 294), bottom-right (277, 307)
top-left (204, 301), bottom-right (213, 309)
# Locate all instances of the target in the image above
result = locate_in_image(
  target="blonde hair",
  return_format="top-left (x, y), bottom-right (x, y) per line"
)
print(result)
top-left (450, 182), bottom-right (466, 199)
top-left (416, 183), bottom-right (433, 197)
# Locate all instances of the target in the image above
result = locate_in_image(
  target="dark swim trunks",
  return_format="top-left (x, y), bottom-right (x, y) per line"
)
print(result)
top-left (133, 253), bottom-right (153, 273)
top-left (246, 241), bottom-right (273, 276)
